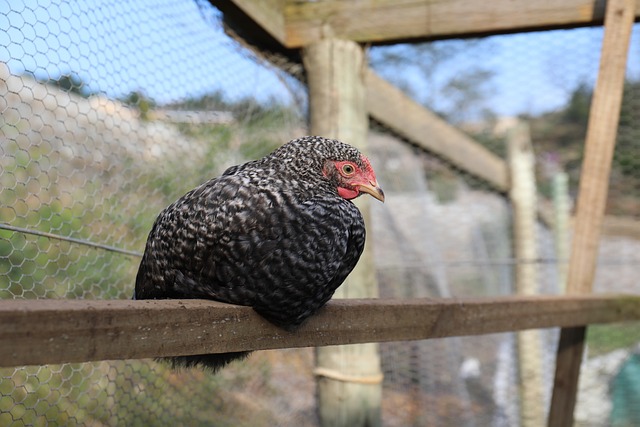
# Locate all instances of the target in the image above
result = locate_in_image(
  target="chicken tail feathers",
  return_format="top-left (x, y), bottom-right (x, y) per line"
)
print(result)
top-left (158, 351), bottom-right (252, 373)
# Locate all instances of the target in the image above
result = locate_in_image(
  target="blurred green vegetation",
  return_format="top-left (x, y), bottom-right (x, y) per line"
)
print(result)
top-left (0, 87), bottom-right (299, 300)
top-left (587, 323), bottom-right (640, 357)
top-left (528, 79), bottom-right (640, 215)
top-left (0, 357), bottom-right (274, 426)
top-left (30, 70), bottom-right (96, 98)
top-left (0, 86), bottom-right (300, 425)
top-left (3, 69), bottom-right (639, 425)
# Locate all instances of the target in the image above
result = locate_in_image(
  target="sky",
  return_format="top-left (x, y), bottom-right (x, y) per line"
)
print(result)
top-left (1, 0), bottom-right (639, 117)
top-left (0, 0), bottom-right (298, 105)
top-left (371, 26), bottom-right (640, 119)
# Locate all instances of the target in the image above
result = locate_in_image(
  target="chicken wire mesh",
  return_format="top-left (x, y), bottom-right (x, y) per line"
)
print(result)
top-left (1, 1), bottom-right (640, 426)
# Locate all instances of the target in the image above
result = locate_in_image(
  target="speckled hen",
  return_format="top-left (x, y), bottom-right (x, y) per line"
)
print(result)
top-left (134, 136), bottom-right (384, 372)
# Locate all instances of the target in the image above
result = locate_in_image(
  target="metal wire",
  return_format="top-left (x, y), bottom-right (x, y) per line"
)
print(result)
top-left (0, 223), bottom-right (143, 258)
top-left (1, 1), bottom-right (639, 426)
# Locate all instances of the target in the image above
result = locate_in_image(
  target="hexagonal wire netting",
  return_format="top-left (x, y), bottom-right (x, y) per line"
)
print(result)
top-left (1, 1), bottom-right (640, 426)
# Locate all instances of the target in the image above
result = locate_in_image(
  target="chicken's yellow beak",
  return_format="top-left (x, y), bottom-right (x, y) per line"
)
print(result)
top-left (358, 181), bottom-right (385, 203)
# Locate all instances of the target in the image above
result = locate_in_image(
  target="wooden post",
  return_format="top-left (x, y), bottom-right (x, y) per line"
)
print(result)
top-left (303, 38), bottom-right (382, 427)
top-left (548, 0), bottom-right (635, 425)
top-left (507, 120), bottom-right (545, 427)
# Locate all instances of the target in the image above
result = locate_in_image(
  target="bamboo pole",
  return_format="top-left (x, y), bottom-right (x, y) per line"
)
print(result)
top-left (548, 0), bottom-right (635, 425)
top-left (507, 121), bottom-right (545, 427)
top-left (303, 38), bottom-right (382, 427)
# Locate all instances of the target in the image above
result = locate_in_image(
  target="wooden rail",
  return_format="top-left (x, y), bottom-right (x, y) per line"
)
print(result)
top-left (2, 294), bottom-right (640, 368)
top-left (284, 0), bottom-right (640, 47)
top-left (365, 70), bottom-right (509, 192)
top-left (214, 0), bottom-right (640, 49)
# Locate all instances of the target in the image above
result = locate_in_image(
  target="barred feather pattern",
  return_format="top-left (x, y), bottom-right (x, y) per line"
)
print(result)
top-left (135, 136), bottom-right (369, 372)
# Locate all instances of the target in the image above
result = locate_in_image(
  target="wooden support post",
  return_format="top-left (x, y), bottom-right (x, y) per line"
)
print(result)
top-left (548, 0), bottom-right (635, 425)
top-left (303, 38), bottom-right (382, 427)
top-left (507, 121), bottom-right (545, 427)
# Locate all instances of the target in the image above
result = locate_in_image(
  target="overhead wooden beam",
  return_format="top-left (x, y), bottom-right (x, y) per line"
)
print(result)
top-left (602, 215), bottom-right (640, 240)
top-left (366, 70), bottom-right (509, 191)
top-left (212, 0), bottom-right (289, 54)
top-left (2, 295), bottom-right (640, 367)
top-left (221, 0), bottom-right (285, 43)
top-left (283, 0), bottom-right (640, 47)
top-left (539, 208), bottom-right (640, 240)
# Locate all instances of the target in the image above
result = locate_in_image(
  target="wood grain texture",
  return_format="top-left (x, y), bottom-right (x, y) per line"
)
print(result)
top-left (566, 0), bottom-right (635, 296)
top-left (303, 38), bottom-right (382, 427)
top-left (366, 70), bottom-right (509, 191)
top-left (225, 0), bottom-right (286, 44)
top-left (215, 0), bottom-right (640, 48)
top-left (549, 0), bottom-right (636, 425)
top-left (2, 295), bottom-right (640, 367)
top-left (549, 327), bottom-right (588, 427)
top-left (283, 0), bottom-right (640, 47)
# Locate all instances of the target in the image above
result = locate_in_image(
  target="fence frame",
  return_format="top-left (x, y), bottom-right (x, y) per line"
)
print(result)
top-left (214, 1), bottom-right (638, 424)
top-left (549, 0), bottom-right (636, 424)
top-left (3, 0), bottom-right (640, 425)
top-left (2, 294), bottom-right (640, 367)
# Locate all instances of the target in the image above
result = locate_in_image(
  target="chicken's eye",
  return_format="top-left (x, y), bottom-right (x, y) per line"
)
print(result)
top-left (341, 164), bottom-right (355, 175)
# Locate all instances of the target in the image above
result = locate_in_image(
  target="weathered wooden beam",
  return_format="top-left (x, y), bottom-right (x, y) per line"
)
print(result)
top-left (214, 0), bottom-right (640, 59)
top-left (538, 203), bottom-right (640, 240)
top-left (2, 295), bottom-right (640, 368)
top-left (283, 0), bottom-right (640, 47)
top-left (602, 215), bottom-right (640, 240)
top-left (365, 70), bottom-right (509, 192)
top-left (549, 0), bottom-right (636, 425)
top-left (231, 0), bottom-right (286, 43)
top-left (212, 0), bottom-right (289, 55)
